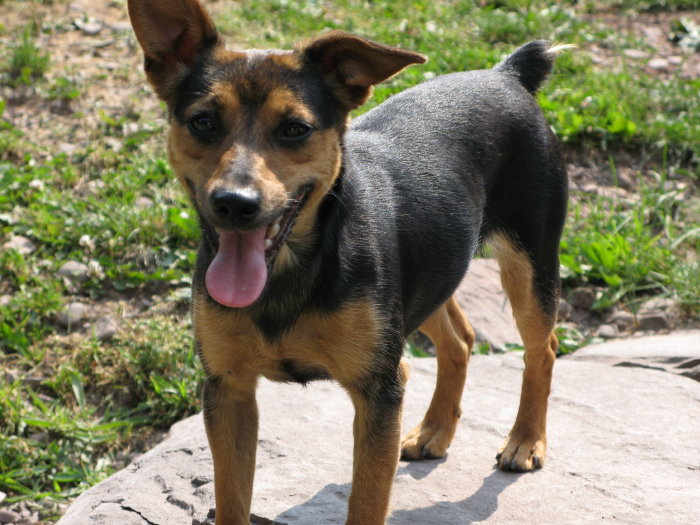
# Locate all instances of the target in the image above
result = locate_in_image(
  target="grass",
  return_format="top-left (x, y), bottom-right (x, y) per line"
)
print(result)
top-left (0, 313), bottom-right (202, 510)
top-left (561, 167), bottom-right (700, 312)
top-left (5, 27), bottom-right (50, 87)
top-left (0, 0), bottom-right (698, 520)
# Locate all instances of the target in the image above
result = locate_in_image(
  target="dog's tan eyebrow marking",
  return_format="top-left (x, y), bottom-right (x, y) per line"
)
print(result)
top-left (209, 83), bottom-right (241, 112)
top-left (261, 88), bottom-right (317, 126)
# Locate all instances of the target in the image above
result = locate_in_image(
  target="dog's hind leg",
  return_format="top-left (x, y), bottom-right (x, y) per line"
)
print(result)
top-left (490, 233), bottom-right (560, 472)
top-left (401, 295), bottom-right (475, 460)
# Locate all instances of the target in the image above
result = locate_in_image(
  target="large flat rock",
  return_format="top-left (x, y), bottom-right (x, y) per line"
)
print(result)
top-left (58, 338), bottom-right (700, 525)
top-left (565, 330), bottom-right (700, 381)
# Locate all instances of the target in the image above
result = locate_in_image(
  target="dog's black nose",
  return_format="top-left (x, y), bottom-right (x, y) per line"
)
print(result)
top-left (211, 189), bottom-right (261, 227)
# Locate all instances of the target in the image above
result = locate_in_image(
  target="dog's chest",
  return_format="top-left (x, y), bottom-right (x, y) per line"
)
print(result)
top-left (194, 294), bottom-right (382, 385)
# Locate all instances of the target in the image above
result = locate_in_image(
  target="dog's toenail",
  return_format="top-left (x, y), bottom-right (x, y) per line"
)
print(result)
top-left (421, 445), bottom-right (440, 460)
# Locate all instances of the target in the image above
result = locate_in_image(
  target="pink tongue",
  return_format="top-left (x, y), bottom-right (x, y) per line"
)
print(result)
top-left (205, 226), bottom-right (268, 308)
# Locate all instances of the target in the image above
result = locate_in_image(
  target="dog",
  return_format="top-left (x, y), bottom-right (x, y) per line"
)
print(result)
top-left (128, 1), bottom-right (568, 523)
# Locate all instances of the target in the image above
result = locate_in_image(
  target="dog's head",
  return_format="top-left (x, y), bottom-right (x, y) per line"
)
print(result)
top-left (128, 0), bottom-right (425, 308)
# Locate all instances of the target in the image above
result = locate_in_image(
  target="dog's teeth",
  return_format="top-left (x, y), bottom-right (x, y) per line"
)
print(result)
top-left (269, 223), bottom-right (281, 239)
top-left (264, 238), bottom-right (273, 249)
top-left (273, 216), bottom-right (282, 227)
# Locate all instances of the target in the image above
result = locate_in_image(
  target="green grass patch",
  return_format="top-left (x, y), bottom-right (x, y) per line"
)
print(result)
top-left (561, 166), bottom-right (700, 312)
top-left (0, 312), bottom-right (202, 509)
top-left (4, 27), bottom-right (50, 87)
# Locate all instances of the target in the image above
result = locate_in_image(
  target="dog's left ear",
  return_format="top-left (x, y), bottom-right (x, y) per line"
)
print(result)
top-left (300, 31), bottom-right (427, 110)
top-left (128, 0), bottom-right (221, 102)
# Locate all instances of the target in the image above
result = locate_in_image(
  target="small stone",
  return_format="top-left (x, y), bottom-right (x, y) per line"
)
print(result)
top-left (569, 287), bottom-right (595, 310)
top-left (192, 475), bottom-right (213, 487)
top-left (0, 491), bottom-right (5, 505)
top-left (56, 302), bottom-right (88, 329)
top-left (637, 313), bottom-right (670, 332)
top-left (623, 49), bottom-right (650, 60)
top-left (57, 261), bottom-right (90, 282)
top-left (0, 295), bottom-right (11, 307)
top-left (558, 298), bottom-right (573, 321)
top-left (639, 297), bottom-right (676, 314)
top-left (597, 324), bottom-right (618, 339)
top-left (59, 142), bottom-right (78, 155)
top-left (609, 310), bottom-right (635, 332)
top-left (668, 56), bottom-right (682, 66)
top-left (18, 507), bottom-right (30, 520)
top-left (636, 298), bottom-right (677, 332)
top-left (75, 18), bottom-right (103, 36)
top-left (0, 509), bottom-right (21, 524)
top-left (109, 21), bottom-right (132, 32)
top-left (2, 235), bottom-right (36, 255)
top-left (135, 196), bottom-right (154, 209)
top-left (93, 316), bottom-right (118, 341)
top-left (647, 57), bottom-right (670, 72)
top-left (78, 179), bottom-right (106, 197)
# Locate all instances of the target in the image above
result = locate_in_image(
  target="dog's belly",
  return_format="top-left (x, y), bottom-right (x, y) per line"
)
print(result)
top-left (270, 359), bottom-right (332, 384)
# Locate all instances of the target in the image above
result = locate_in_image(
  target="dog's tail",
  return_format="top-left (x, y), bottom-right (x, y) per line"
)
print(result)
top-left (494, 40), bottom-right (574, 95)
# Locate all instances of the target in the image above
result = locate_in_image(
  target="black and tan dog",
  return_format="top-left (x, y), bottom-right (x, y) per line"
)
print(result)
top-left (128, 1), bottom-right (568, 523)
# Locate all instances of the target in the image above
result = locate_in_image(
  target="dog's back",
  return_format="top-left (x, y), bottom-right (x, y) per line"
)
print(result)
top-left (344, 41), bottom-right (567, 333)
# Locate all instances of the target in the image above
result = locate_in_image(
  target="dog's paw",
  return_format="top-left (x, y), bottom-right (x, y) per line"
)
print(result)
top-left (496, 434), bottom-right (546, 472)
top-left (400, 423), bottom-right (451, 460)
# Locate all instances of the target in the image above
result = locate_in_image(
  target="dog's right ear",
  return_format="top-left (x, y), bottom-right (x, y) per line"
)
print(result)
top-left (128, 0), bottom-right (221, 101)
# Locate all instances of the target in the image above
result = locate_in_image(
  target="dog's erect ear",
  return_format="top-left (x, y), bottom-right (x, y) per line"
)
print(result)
top-left (127, 0), bottom-right (221, 101)
top-left (300, 31), bottom-right (427, 110)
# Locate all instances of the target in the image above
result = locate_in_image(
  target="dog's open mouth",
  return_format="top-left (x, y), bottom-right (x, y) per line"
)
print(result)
top-left (205, 186), bottom-right (312, 308)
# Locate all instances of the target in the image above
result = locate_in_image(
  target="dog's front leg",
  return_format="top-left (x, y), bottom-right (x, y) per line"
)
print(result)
top-left (345, 366), bottom-right (406, 525)
top-left (202, 374), bottom-right (259, 525)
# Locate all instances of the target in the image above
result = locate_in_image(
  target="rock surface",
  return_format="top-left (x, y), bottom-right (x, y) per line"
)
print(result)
top-left (566, 330), bottom-right (700, 382)
top-left (57, 332), bottom-right (700, 525)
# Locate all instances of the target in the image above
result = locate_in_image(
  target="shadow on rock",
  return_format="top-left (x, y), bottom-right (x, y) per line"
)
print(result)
top-left (390, 469), bottom-right (521, 524)
top-left (273, 468), bottom-right (522, 524)
top-left (275, 483), bottom-right (350, 524)
top-left (397, 455), bottom-right (447, 480)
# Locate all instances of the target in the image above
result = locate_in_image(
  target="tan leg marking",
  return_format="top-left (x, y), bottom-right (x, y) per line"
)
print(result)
top-left (345, 364), bottom-right (407, 525)
top-left (401, 295), bottom-right (475, 460)
top-left (491, 234), bottom-right (558, 471)
top-left (203, 376), bottom-right (258, 525)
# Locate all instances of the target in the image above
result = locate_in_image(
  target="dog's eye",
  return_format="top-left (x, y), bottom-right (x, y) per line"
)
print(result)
top-left (279, 122), bottom-right (312, 142)
top-left (189, 113), bottom-right (216, 134)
